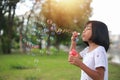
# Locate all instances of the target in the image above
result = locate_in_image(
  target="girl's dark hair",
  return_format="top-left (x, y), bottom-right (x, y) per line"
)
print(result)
top-left (84, 20), bottom-right (110, 52)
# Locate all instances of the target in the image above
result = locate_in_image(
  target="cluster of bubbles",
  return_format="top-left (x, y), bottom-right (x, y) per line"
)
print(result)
top-left (50, 27), bottom-right (73, 35)
top-left (46, 19), bottom-right (78, 35)
top-left (45, 26), bottom-right (77, 35)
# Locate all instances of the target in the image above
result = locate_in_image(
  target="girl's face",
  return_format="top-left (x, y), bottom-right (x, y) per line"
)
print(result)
top-left (82, 23), bottom-right (92, 42)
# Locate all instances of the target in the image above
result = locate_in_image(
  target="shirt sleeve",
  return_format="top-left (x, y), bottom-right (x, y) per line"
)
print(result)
top-left (94, 46), bottom-right (107, 70)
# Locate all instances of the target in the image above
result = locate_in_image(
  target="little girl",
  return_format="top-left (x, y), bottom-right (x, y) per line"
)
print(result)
top-left (68, 20), bottom-right (110, 80)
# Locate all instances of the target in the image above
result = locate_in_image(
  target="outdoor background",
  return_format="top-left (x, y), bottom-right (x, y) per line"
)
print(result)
top-left (0, 0), bottom-right (120, 80)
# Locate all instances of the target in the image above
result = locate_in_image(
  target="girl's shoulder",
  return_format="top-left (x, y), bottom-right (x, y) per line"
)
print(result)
top-left (94, 46), bottom-right (106, 54)
top-left (96, 46), bottom-right (106, 51)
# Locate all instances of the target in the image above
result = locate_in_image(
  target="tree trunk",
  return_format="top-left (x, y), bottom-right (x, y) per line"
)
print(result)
top-left (2, 4), bottom-right (16, 54)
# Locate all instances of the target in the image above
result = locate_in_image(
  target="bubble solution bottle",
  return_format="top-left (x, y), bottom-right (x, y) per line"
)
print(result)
top-left (69, 49), bottom-right (78, 57)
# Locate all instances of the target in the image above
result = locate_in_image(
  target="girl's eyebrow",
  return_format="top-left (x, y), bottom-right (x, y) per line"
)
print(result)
top-left (84, 26), bottom-right (92, 30)
top-left (84, 26), bottom-right (91, 29)
top-left (86, 26), bottom-right (91, 27)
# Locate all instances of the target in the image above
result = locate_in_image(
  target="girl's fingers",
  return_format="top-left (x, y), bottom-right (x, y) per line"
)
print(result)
top-left (68, 56), bottom-right (76, 62)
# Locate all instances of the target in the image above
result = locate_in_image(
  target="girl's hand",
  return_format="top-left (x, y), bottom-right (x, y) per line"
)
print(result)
top-left (71, 35), bottom-right (76, 42)
top-left (71, 31), bottom-right (80, 42)
top-left (68, 55), bottom-right (82, 67)
top-left (71, 31), bottom-right (77, 41)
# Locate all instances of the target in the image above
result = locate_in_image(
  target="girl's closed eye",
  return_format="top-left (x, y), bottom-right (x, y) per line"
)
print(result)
top-left (83, 26), bottom-right (92, 33)
top-left (85, 26), bottom-right (92, 30)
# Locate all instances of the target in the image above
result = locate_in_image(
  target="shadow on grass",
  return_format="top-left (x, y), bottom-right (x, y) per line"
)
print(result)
top-left (11, 65), bottom-right (35, 70)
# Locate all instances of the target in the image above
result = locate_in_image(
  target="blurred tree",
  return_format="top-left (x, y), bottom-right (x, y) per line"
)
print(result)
top-left (0, 0), bottom-right (19, 54)
top-left (17, 0), bottom-right (45, 52)
top-left (40, 0), bottom-right (92, 49)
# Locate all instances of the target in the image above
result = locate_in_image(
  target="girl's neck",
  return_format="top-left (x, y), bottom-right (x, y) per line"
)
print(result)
top-left (88, 42), bottom-right (99, 52)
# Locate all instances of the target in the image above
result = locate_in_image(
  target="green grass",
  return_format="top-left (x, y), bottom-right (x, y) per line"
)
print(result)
top-left (108, 63), bottom-right (120, 80)
top-left (0, 50), bottom-right (120, 80)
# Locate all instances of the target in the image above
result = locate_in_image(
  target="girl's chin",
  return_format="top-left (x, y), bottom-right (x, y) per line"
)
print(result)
top-left (82, 38), bottom-right (86, 41)
top-left (82, 39), bottom-right (88, 42)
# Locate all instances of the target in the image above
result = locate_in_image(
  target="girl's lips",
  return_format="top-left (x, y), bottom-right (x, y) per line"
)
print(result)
top-left (81, 34), bottom-right (85, 38)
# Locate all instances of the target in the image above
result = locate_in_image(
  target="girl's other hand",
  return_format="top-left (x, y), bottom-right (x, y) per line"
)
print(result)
top-left (68, 55), bottom-right (81, 67)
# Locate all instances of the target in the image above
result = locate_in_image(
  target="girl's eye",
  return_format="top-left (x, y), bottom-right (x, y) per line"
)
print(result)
top-left (85, 27), bottom-right (91, 30)
top-left (87, 28), bottom-right (91, 30)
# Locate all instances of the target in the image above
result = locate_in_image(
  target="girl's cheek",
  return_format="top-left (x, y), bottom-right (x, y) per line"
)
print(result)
top-left (82, 34), bottom-right (86, 41)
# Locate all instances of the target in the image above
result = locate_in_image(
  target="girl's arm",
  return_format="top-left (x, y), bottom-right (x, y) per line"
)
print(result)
top-left (70, 31), bottom-right (78, 51)
top-left (69, 56), bottom-right (105, 80)
top-left (69, 33), bottom-right (82, 59)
